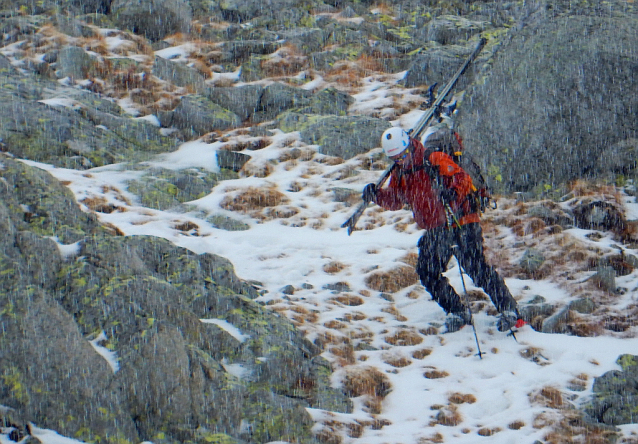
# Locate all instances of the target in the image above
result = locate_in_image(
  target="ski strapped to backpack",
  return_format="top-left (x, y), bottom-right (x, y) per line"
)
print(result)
top-left (342, 37), bottom-right (487, 235)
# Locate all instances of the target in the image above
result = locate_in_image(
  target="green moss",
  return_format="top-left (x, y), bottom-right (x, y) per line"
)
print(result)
top-left (616, 354), bottom-right (638, 371)
top-left (1, 366), bottom-right (29, 404)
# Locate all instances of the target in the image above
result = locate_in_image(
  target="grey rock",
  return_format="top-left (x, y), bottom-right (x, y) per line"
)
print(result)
top-left (206, 214), bottom-right (250, 231)
top-left (420, 15), bottom-right (487, 45)
top-left (293, 115), bottom-right (391, 159)
top-left (590, 265), bottom-right (618, 294)
top-left (55, 46), bottom-right (97, 80)
top-left (526, 202), bottom-right (573, 227)
top-left (294, 87), bottom-right (354, 116)
top-left (217, 150), bottom-right (251, 172)
top-left (519, 248), bottom-right (545, 274)
top-left (153, 56), bottom-right (207, 92)
top-left (216, 39), bottom-right (280, 64)
top-left (457, 14), bottom-right (638, 192)
top-left (541, 305), bottom-right (571, 334)
top-left (585, 355), bottom-right (638, 426)
top-left (279, 28), bottom-right (325, 54)
top-left (568, 297), bottom-right (596, 314)
top-left (168, 95), bottom-right (242, 137)
top-left (280, 284), bottom-right (295, 295)
top-left (404, 42), bottom-right (485, 88)
top-left (253, 82), bottom-right (313, 123)
top-left (205, 85), bottom-right (265, 121)
top-left (53, 15), bottom-right (97, 38)
top-left (573, 201), bottom-right (626, 232)
top-left (111, 0), bottom-right (192, 41)
top-left (519, 302), bottom-right (555, 322)
top-left (126, 167), bottom-right (235, 210)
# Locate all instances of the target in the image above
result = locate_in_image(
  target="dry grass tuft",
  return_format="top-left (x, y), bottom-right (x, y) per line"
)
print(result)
top-left (384, 329), bottom-right (423, 346)
top-left (424, 369), bottom-right (450, 379)
top-left (324, 261), bottom-right (347, 274)
top-left (431, 404), bottom-right (462, 426)
top-left (240, 159), bottom-right (274, 178)
top-left (330, 343), bottom-right (356, 365)
top-left (220, 186), bottom-right (289, 212)
top-left (448, 392), bottom-right (477, 404)
top-left (81, 196), bottom-right (122, 213)
top-left (530, 386), bottom-right (567, 409)
top-left (477, 427), bottom-right (501, 436)
top-left (365, 265), bottom-right (419, 292)
top-left (342, 366), bottom-right (392, 398)
top-left (381, 305), bottom-right (408, 321)
top-left (331, 294), bottom-right (364, 306)
top-left (382, 352), bottom-right (412, 368)
top-left (508, 420), bottom-right (526, 430)
top-left (412, 348), bottom-right (433, 359)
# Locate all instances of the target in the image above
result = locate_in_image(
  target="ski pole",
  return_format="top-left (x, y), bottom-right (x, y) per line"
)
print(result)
top-left (455, 253), bottom-right (485, 359)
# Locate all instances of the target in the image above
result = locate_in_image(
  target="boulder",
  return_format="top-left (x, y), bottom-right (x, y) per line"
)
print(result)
top-left (457, 14), bottom-right (638, 192)
top-left (111, 0), bottom-right (193, 41)
top-left (284, 114), bottom-right (391, 159)
top-left (418, 15), bottom-right (487, 45)
top-left (0, 159), bottom-right (351, 444)
top-left (205, 85), bottom-right (265, 121)
top-left (251, 82), bottom-right (313, 123)
top-left (166, 95), bottom-right (242, 137)
top-left (55, 46), bottom-right (98, 80)
top-left (153, 56), bottom-right (207, 93)
top-left (584, 354), bottom-right (638, 426)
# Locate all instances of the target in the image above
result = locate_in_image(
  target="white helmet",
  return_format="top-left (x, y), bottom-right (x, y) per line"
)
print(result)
top-left (381, 127), bottom-right (410, 157)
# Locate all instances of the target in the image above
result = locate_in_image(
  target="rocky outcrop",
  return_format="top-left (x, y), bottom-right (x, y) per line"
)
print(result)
top-left (458, 3), bottom-right (638, 192)
top-left (584, 354), bottom-right (638, 426)
top-left (0, 157), bottom-right (351, 444)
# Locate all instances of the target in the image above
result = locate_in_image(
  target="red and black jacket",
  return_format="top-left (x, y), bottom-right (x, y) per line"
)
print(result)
top-left (373, 138), bottom-right (480, 230)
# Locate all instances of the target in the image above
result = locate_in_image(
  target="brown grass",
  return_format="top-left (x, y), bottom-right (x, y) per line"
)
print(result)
top-left (365, 265), bottom-right (419, 292)
top-left (424, 369), bottom-right (449, 379)
top-left (412, 348), bottom-right (433, 359)
top-left (220, 186), bottom-right (289, 212)
top-left (508, 420), bottom-right (526, 430)
top-left (384, 329), bottom-right (423, 346)
top-left (530, 386), bottom-right (567, 409)
top-left (383, 353), bottom-right (412, 368)
top-left (342, 366), bottom-right (392, 398)
top-left (448, 393), bottom-right (477, 404)
top-left (331, 294), bottom-right (364, 306)
top-left (323, 261), bottom-right (347, 274)
top-left (431, 405), bottom-right (462, 426)
top-left (477, 427), bottom-right (501, 436)
top-left (80, 196), bottom-right (122, 213)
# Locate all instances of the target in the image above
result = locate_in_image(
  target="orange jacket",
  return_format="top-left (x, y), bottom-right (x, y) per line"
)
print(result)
top-left (374, 138), bottom-right (480, 230)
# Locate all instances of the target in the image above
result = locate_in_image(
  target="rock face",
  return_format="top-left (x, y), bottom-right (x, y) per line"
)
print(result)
top-left (458, 7), bottom-right (638, 192)
top-left (0, 157), bottom-right (351, 444)
top-left (584, 354), bottom-right (638, 426)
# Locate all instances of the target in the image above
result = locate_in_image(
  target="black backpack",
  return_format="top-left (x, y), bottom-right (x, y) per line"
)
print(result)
top-left (421, 127), bottom-right (493, 213)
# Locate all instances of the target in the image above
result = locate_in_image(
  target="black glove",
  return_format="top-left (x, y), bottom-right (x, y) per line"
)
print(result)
top-left (439, 188), bottom-right (457, 204)
top-left (362, 183), bottom-right (377, 202)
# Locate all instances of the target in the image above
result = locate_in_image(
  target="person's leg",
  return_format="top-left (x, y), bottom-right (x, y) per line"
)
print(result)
top-left (416, 228), bottom-right (466, 315)
top-left (454, 223), bottom-right (519, 314)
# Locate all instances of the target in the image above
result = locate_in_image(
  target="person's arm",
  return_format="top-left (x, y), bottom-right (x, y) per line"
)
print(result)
top-left (372, 173), bottom-right (405, 210)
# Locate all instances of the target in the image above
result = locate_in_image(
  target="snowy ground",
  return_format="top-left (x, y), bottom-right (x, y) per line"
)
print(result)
top-left (3, 38), bottom-right (638, 444)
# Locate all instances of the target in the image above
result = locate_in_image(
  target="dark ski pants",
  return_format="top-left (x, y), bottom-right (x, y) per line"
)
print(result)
top-left (416, 222), bottom-right (517, 316)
